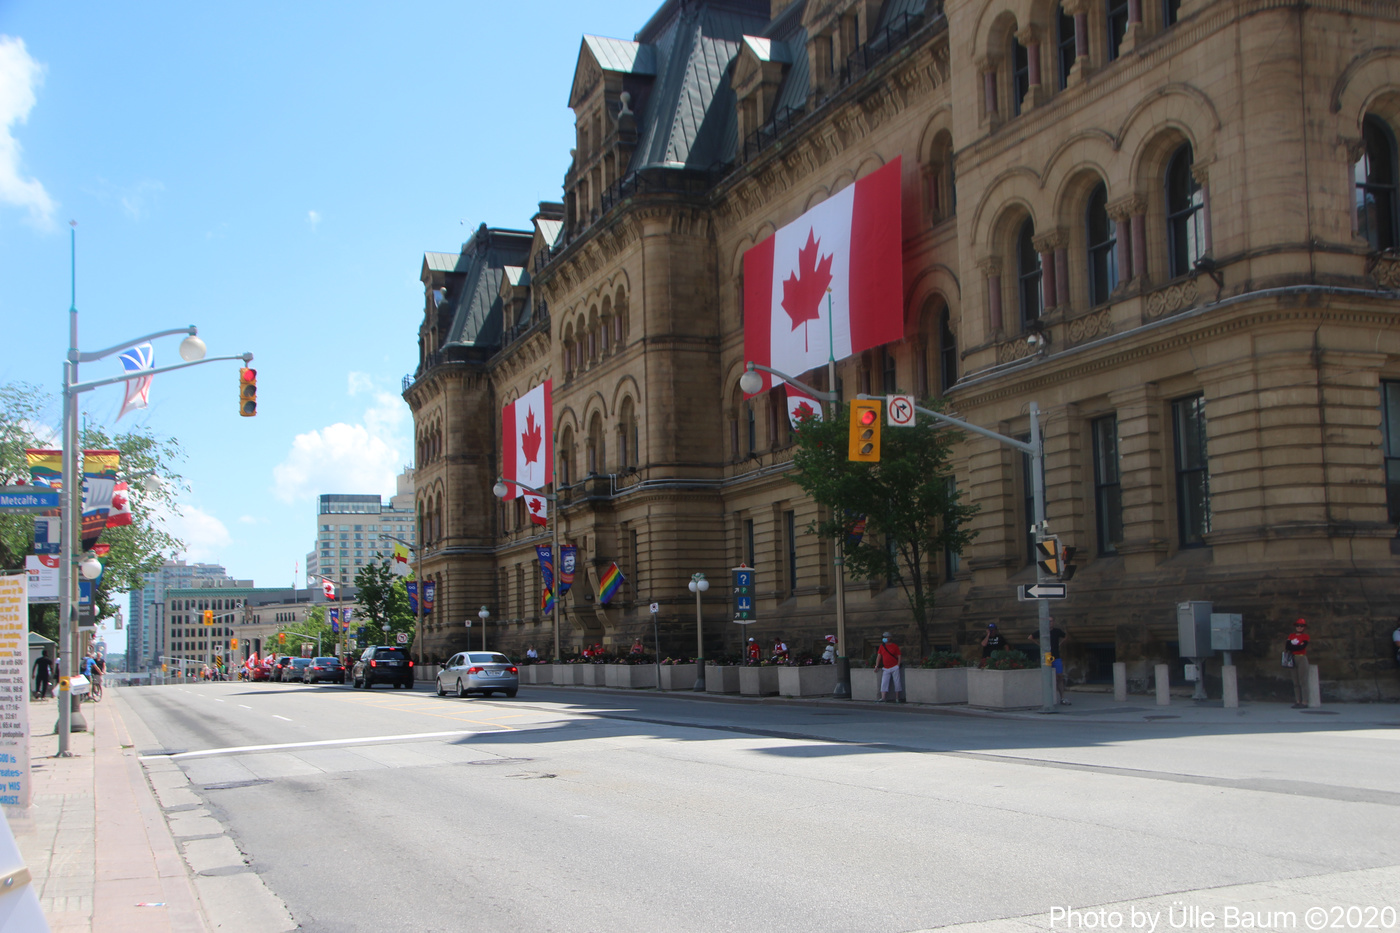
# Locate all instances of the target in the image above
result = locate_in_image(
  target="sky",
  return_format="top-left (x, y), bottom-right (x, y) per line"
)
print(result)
top-left (0, 0), bottom-right (666, 652)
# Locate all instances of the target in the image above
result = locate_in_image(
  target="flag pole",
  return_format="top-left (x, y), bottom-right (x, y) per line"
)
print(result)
top-left (826, 288), bottom-right (851, 700)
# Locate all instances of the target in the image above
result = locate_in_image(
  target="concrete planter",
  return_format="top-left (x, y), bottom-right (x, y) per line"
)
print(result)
top-left (905, 667), bottom-right (968, 704)
top-left (605, 664), bottom-right (657, 689)
top-left (580, 664), bottom-right (605, 686)
top-left (777, 664), bottom-right (837, 697)
top-left (552, 664), bottom-right (580, 686)
top-left (659, 663), bottom-right (698, 691)
top-left (706, 665), bottom-right (741, 694)
top-left (739, 666), bottom-right (780, 696)
top-left (523, 664), bottom-right (552, 686)
top-left (418, 664), bottom-right (440, 683)
top-left (851, 668), bottom-right (880, 701)
top-left (966, 667), bottom-right (1041, 709)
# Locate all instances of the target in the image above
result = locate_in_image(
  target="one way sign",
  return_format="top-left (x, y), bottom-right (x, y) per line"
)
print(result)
top-left (1017, 582), bottom-right (1067, 601)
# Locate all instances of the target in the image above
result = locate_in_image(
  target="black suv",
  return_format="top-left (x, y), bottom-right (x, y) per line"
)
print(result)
top-left (353, 646), bottom-right (414, 689)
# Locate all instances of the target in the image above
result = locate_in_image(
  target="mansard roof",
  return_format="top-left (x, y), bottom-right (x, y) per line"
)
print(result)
top-left (436, 225), bottom-right (534, 350)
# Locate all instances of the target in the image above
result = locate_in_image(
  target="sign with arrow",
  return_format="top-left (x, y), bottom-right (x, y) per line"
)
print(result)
top-left (886, 395), bottom-right (915, 427)
top-left (732, 566), bottom-right (756, 624)
top-left (1018, 582), bottom-right (1067, 601)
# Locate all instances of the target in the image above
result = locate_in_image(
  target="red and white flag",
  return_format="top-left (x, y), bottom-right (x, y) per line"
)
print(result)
top-left (117, 343), bottom-right (155, 421)
top-left (743, 158), bottom-right (903, 395)
top-left (322, 577), bottom-right (336, 599)
top-left (501, 381), bottom-right (552, 520)
top-left (104, 481), bottom-right (132, 528)
top-left (785, 385), bottom-right (823, 429)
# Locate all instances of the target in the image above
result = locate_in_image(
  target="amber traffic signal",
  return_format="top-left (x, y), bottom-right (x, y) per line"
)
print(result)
top-left (847, 400), bottom-right (882, 462)
top-left (278, 632), bottom-right (286, 644)
top-left (231, 637), bottom-right (239, 650)
top-left (203, 609), bottom-right (214, 626)
top-left (239, 367), bottom-right (258, 417)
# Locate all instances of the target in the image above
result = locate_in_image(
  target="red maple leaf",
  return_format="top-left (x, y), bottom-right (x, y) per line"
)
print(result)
top-left (793, 401), bottom-right (816, 422)
top-left (110, 491), bottom-right (127, 511)
top-left (781, 229), bottom-right (834, 353)
top-left (521, 408), bottom-right (543, 465)
top-left (527, 497), bottom-right (542, 514)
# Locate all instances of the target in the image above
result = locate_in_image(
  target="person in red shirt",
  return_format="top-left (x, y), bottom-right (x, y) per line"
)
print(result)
top-left (876, 632), bottom-right (903, 703)
top-left (771, 638), bottom-right (788, 663)
top-left (746, 638), bottom-right (761, 663)
top-left (1285, 618), bottom-right (1310, 708)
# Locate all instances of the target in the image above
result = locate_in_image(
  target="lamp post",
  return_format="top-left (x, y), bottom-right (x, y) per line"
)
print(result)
top-left (477, 606), bottom-right (489, 651)
top-left (55, 228), bottom-right (252, 753)
top-left (492, 477), bottom-right (560, 663)
top-left (739, 361), bottom-right (850, 699)
top-left (687, 572), bottom-right (709, 691)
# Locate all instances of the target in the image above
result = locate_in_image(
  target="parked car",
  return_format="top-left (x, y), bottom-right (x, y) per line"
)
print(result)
top-left (302, 657), bottom-right (345, 684)
top-left (352, 646), bottom-right (414, 689)
top-left (436, 652), bottom-right (519, 698)
top-left (285, 657), bottom-right (313, 682)
top-left (272, 657), bottom-right (296, 682)
top-left (248, 659), bottom-right (273, 682)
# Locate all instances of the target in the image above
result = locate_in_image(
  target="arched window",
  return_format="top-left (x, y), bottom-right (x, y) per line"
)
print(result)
top-left (559, 427), bottom-right (574, 486)
top-left (1355, 115), bottom-right (1399, 252)
top-left (1106, 0), bottom-right (1129, 61)
top-left (1166, 144), bottom-right (1205, 278)
top-left (1086, 182), bottom-right (1119, 305)
top-left (928, 131), bottom-right (956, 222)
top-left (1017, 218), bottom-right (1043, 325)
top-left (881, 347), bottom-right (898, 394)
top-left (1010, 36), bottom-right (1030, 117)
top-left (939, 309), bottom-right (958, 392)
top-left (618, 398), bottom-right (638, 467)
top-left (1056, 4), bottom-right (1075, 90)
top-left (1162, 0), bottom-right (1181, 27)
top-left (587, 413), bottom-right (604, 475)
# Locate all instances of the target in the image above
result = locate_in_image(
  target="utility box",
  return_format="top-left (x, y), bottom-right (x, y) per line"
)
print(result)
top-left (1210, 613), bottom-right (1243, 651)
top-left (1177, 601), bottom-right (1214, 657)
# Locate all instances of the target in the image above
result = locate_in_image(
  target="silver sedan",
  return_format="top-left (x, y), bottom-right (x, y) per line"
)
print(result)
top-left (436, 652), bottom-right (519, 698)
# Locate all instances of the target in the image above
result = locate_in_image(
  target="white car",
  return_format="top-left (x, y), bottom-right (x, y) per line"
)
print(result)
top-left (436, 652), bottom-right (519, 698)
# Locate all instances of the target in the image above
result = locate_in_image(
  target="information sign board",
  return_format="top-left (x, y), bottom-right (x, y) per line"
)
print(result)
top-left (0, 576), bottom-right (32, 809)
top-left (732, 566), bottom-right (756, 624)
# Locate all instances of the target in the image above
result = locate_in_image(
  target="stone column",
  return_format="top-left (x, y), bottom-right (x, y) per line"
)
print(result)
top-left (979, 59), bottom-right (999, 123)
top-left (979, 256), bottom-right (1004, 334)
top-left (1131, 208), bottom-right (1148, 287)
top-left (1062, 0), bottom-right (1094, 86)
top-left (1192, 164), bottom-right (1213, 254)
top-left (1016, 27), bottom-right (1047, 110)
top-left (1121, 0), bottom-right (1144, 53)
top-left (1032, 230), bottom-right (1067, 309)
top-left (1107, 194), bottom-right (1142, 285)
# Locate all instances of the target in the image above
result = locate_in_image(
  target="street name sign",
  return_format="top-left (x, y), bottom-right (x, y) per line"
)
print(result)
top-left (1018, 582), bottom-right (1067, 601)
top-left (0, 487), bottom-right (58, 512)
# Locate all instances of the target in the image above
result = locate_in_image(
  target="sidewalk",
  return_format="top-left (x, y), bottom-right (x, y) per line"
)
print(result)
top-left (10, 695), bottom-right (208, 933)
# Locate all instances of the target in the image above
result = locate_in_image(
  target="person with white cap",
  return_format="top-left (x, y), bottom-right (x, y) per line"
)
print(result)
top-left (875, 632), bottom-right (903, 703)
top-left (746, 637), bottom-right (761, 663)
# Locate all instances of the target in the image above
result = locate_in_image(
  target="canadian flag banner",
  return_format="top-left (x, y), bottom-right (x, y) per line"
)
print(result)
top-left (322, 577), bottom-right (336, 599)
top-left (785, 384), bottom-right (823, 429)
top-left (743, 157), bottom-right (903, 395)
top-left (105, 481), bottom-right (132, 528)
top-left (501, 381), bottom-right (553, 518)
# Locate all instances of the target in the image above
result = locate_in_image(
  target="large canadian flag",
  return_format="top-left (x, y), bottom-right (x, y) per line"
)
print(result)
top-left (501, 381), bottom-right (553, 521)
top-left (743, 157), bottom-right (903, 395)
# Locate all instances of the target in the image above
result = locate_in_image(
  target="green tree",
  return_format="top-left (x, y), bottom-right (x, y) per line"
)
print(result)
top-left (789, 400), bottom-right (979, 658)
top-left (277, 606), bottom-right (336, 657)
top-left (0, 383), bottom-right (187, 638)
top-left (353, 558), bottom-right (416, 650)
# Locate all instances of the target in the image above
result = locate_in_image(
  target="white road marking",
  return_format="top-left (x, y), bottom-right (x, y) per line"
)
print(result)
top-left (273, 715), bottom-right (293, 721)
top-left (141, 729), bottom-right (502, 760)
top-left (238, 705), bottom-right (252, 710)
top-left (214, 699), bottom-right (224, 703)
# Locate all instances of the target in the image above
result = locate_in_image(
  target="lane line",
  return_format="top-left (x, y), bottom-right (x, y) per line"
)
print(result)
top-left (273, 715), bottom-right (293, 721)
top-left (141, 728), bottom-right (508, 760)
top-left (238, 705), bottom-right (252, 710)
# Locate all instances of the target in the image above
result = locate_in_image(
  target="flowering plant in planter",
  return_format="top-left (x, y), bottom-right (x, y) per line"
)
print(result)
top-left (660, 656), bottom-right (695, 665)
top-left (707, 653), bottom-right (743, 666)
top-left (616, 653), bottom-right (655, 665)
top-left (921, 652), bottom-right (967, 669)
top-left (979, 649), bottom-right (1032, 671)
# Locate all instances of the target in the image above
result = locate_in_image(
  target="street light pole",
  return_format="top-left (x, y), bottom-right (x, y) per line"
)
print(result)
top-left (688, 572), bottom-right (708, 691)
top-left (478, 606), bottom-right (489, 651)
top-left (492, 477), bottom-right (560, 663)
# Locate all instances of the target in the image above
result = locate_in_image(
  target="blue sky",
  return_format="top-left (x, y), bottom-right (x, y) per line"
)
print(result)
top-left (0, 1), bottom-right (664, 650)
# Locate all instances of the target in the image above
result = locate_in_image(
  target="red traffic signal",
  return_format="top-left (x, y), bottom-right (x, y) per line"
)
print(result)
top-left (239, 367), bottom-right (257, 417)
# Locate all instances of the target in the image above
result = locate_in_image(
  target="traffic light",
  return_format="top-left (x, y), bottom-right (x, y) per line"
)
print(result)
top-left (239, 367), bottom-right (257, 417)
top-left (1035, 538), bottom-right (1060, 576)
top-left (231, 637), bottom-right (239, 650)
top-left (203, 609), bottom-right (214, 626)
top-left (847, 400), bottom-right (882, 462)
top-left (1059, 545), bottom-right (1077, 582)
top-left (278, 632), bottom-right (286, 645)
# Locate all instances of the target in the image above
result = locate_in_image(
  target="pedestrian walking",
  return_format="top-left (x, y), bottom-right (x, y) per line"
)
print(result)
top-left (32, 652), bottom-right (52, 701)
top-left (1030, 622), bottom-right (1071, 704)
top-left (1285, 618), bottom-right (1311, 708)
top-left (980, 623), bottom-right (1008, 659)
top-left (875, 632), bottom-right (903, 703)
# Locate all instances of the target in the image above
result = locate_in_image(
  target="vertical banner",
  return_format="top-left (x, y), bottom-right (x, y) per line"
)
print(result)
top-left (0, 575), bottom-right (32, 809)
top-left (406, 581), bottom-right (418, 615)
top-left (535, 546), bottom-right (554, 590)
top-left (329, 608), bottom-right (340, 633)
top-left (559, 546), bottom-right (576, 594)
top-left (81, 450), bottom-right (120, 552)
top-left (423, 582), bottom-right (435, 615)
top-left (24, 450), bottom-right (62, 490)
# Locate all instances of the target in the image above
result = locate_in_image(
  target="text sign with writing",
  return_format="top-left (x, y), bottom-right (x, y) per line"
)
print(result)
top-left (0, 487), bottom-right (58, 512)
top-left (732, 566), bottom-right (756, 623)
top-left (0, 576), bottom-right (32, 809)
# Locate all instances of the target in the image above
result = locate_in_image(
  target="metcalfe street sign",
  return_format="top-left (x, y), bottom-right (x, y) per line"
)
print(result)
top-left (732, 566), bottom-right (756, 624)
top-left (0, 487), bottom-right (59, 512)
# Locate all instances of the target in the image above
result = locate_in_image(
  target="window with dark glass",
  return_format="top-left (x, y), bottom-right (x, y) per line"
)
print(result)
top-left (1106, 0), bottom-right (1129, 61)
top-left (746, 401), bottom-right (756, 454)
top-left (1383, 382), bottom-right (1400, 524)
top-left (744, 518), bottom-right (755, 568)
top-left (1018, 218), bottom-right (1043, 326)
top-left (1011, 38), bottom-right (1031, 117)
top-left (882, 349), bottom-right (897, 394)
top-left (1355, 116), bottom-right (1398, 252)
top-left (785, 510), bottom-right (798, 595)
top-left (1172, 395), bottom-right (1211, 547)
top-left (1057, 5), bottom-right (1076, 90)
top-left (1162, 0), bottom-right (1181, 26)
top-left (1166, 144), bottom-right (1205, 278)
top-left (940, 310), bottom-right (958, 393)
top-left (1087, 182), bottom-right (1119, 305)
top-left (1092, 415), bottom-right (1124, 554)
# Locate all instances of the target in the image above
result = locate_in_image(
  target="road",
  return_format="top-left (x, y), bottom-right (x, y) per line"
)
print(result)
top-left (117, 681), bottom-right (1400, 933)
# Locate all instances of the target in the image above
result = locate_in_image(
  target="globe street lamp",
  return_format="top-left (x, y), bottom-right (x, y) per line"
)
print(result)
top-left (688, 572), bottom-right (709, 691)
top-left (492, 477), bottom-right (559, 662)
top-left (477, 606), bottom-right (490, 651)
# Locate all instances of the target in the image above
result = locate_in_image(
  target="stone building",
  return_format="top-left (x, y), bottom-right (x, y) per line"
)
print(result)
top-left (404, 0), bottom-right (1400, 699)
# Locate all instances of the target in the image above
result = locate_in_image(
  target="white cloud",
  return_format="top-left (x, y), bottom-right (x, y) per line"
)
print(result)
top-left (307, 209), bottom-right (321, 231)
top-left (237, 515), bottom-right (258, 525)
top-left (271, 376), bottom-right (409, 504)
top-left (119, 179), bottom-right (164, 220)
top-left (166, 504), bottom-right (232, 562)
top-left (347, 372), bottom-right (374, 396)
top-left (0, 36), bottom-right (55, 228)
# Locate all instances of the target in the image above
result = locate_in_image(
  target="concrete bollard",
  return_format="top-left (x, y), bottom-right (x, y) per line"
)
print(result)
top-left (1113, 662), bottom-right (1127, 702)
top-left (1307, 664), bottom-right (1322, 708)
top-left (1222, 665), bottom-right (1238, 708)
top-left (1154, 663), bottom-right (1170, 705)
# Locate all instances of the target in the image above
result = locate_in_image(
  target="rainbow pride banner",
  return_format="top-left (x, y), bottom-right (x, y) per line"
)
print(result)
top-left (598, 562), bottom-right (624, 605)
